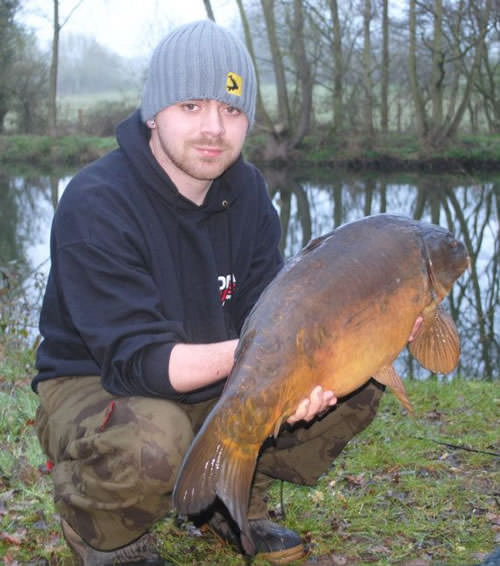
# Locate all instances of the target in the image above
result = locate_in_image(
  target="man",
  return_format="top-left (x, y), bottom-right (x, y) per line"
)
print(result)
top-left (33, 20), bottom-right (383, 565)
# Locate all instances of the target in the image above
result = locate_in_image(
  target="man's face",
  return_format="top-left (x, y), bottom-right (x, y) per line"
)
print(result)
top-left (150, 99), bottom-right (249, 188)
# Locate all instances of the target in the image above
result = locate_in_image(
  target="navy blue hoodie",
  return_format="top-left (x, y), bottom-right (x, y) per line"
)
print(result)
top-left (33, 110), bottom-right (283, 403)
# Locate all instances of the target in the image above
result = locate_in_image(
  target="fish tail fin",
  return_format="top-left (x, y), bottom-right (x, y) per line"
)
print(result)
top-left (409, 305), bottom-right (460, 373)
top-left (374, 365), bottom-right (414, 415)
top-left (173, 413), bottom-right (259, 555)
top-left (172, 414), bottom-right (220, 516)
top-left (217, 445), bottom-right (259, 556)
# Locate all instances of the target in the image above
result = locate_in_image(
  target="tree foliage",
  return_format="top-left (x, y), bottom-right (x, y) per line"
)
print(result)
top-left (0, 0), bottom-right (22, 132)
top-left (0, 1), bottom-right (49, 133)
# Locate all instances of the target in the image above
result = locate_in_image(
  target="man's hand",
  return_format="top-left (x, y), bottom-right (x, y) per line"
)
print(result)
top-left (287, 385), bottom-right (337, 425)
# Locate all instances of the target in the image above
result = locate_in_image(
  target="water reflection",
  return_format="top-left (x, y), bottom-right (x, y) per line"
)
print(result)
top-left (0, 170), bottom-right (71, 342)
top-left (264, 167), bottom-right (499, 380)
top-left (1, 166), bottom-right (498, 379)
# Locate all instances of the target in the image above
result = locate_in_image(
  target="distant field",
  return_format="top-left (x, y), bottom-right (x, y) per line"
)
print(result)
top-left (58, 89), bottom-right (140, 107)
top-left (57, 89), bottom-right (141, 121)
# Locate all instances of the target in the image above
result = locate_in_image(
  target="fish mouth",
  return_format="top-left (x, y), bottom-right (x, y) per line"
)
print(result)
top-left (423, 233), bottom-right (469, 302)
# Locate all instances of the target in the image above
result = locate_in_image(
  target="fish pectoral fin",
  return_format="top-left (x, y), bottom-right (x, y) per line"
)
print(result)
top-left (409, 304), bottom-right (460, 373)
top-left (374, 365), bottom-right (414, 415)
top-left (273, 415), bottom-right (286, 438)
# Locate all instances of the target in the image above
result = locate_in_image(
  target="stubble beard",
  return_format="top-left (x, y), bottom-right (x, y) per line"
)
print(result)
top-left (162, 137), bottom-right (238, 182)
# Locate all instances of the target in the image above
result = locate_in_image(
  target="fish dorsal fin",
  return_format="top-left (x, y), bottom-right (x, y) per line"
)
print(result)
top-left (374, 365), bottom-right (414, 415)
top-left (409, 304), bottom-right (460, 373)
top-left (302, 233), bottom-right (330, 254)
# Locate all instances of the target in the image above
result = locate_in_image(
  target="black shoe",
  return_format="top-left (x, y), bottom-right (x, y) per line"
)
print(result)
top-left (61, 519), bottom-right (170, 566)
top-left (208, 513), bottom-right (307, 565)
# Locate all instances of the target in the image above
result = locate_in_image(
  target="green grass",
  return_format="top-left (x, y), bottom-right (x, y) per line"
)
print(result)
top-left (0, 345), bottom-right (498, 565)
top-left (0, 135), bottom-right (117, 168)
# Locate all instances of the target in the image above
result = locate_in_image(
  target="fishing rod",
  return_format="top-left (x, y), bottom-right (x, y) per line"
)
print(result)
top-left (410, 435), bottom-right (500, 458)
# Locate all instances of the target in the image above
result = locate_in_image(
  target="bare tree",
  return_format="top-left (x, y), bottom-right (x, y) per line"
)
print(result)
top-left (362, 0), bottom-right (374, 137)
top-left (48, 0), bottom-right (85, 137)
top-left (236, 0), bottom-right (315, 160)
top-left (408, 0), bottom-right (493, 148)
top-left (235, 0), bottom-right (274, 134)
top-left (408, 0), bottom-right (427, 140)
top-left (430, 0), bottom-right (444, 135)
top-left (48, 0), bottom-right (59, 137)
top-left (289, 0), bottom-right (313, 148)
top-left (329, 0), bottom-right (344, 133)
top-left (440, 0), bottom-right (493, 143)
top-left (380, 0), bottom-right (389, 133)
top-left (203, 0), bottom-right (215, 21)
top-left (261, 0), bottom-right (290, 131)
top-left (475, 33), bottom-right (500, 132)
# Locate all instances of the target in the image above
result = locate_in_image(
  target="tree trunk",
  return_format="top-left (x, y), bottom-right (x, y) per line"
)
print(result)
top-left (408, 0), bottom-right (427, 139)
top-left (235, 0), bottom-right (273, 132)
top-left (261, 0), bottom-right (291, 130)
top-left (289, 0), bottom-right (312, 149)
top-left (203, 0), bottom-right (215, 21)
top-left (430, 0), bottom-right (444, 133)
top-left (362, 0), bottom-right (374, 137)
top-left (48, 0), bottom-right (59, 138)
top-left (442, 2), bottom-right (464, 130)
top-left (381, 0), bottom-right (389, 133)
top-left (329, 0), bottom-right (344, 133)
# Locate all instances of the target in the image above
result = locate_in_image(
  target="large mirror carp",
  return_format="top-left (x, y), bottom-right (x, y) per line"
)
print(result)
top-left (173, 213), bottom-right (470, 555)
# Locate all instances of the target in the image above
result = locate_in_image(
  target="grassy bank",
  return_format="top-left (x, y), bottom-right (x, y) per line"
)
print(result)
top-left (298, 132), bottom-right (500, 171)
top-left (2, 132), bottom-right (500, 170)
top-left (0, 344), bottom-right (498, 565)
top-left (0, 135), bottom-right (117, 168)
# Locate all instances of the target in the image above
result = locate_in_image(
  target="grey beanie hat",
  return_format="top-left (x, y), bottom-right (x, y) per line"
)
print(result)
top-left (140, 20), bottom-right (257, 127)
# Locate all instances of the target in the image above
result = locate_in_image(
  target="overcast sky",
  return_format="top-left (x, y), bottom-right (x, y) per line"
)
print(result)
top-left (20, 0), bottom-right (240, 59)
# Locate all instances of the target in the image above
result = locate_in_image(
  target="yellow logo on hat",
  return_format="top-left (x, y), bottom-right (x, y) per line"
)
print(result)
top-left (226, 72), bottom-right (243, 96)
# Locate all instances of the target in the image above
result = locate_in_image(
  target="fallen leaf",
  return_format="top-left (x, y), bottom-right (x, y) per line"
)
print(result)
top-left (425, 410), bottom-right (442, 420)
top-left (485, 512), bottom-right (500, 526)
top-left (344, 473), bottom-right (366, 487)
top-left (309, 489), bottom-right (325, 503)
top-left (371, 544), bottom-right (391, 555)
top-left (0, 531), bottom-right (24, 544)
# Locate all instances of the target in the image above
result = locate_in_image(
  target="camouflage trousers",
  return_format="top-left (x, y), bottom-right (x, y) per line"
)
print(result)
top-left (35, 375), bottom-right (384, 551)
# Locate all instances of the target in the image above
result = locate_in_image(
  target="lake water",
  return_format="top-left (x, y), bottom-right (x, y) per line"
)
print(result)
top-left (1, 165), bottom-right (498, 380)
